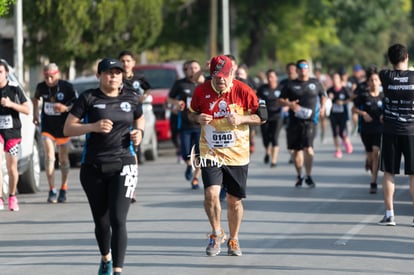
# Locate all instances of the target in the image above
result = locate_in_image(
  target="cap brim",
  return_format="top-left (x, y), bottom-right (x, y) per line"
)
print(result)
top-left (214, 72), bottom-right (231, 78)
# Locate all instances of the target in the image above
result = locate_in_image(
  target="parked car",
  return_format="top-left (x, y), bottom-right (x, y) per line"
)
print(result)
top-left (1, 59), bottom-right (43, 195)
top-left (69, 76), bottom-right (158, 165)
top-left (133, 63), bottom-right (184, 142)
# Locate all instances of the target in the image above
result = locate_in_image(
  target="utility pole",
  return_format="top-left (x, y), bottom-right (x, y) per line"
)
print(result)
top-left (14, 0), bottom-right (23, 82)
top-left (209, 0), bottom-right (217, 57)
top-left (222, 0), bottom-right (230, 55)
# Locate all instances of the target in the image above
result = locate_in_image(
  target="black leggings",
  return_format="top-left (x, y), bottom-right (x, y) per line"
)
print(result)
top-left (80, 164), bottom-right (136, 268)
top-left (261, 117), bottom-right (283, 147)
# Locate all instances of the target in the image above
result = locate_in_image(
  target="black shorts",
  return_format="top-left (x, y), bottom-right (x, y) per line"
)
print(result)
top-left (360, 132), bottom-right (381, 153)
top-left (380, 133), bottom-right (414, 174)
top-left (286, 120), bottom-right (316, 150)
top-left (202, 164), bottom-right (248, 198)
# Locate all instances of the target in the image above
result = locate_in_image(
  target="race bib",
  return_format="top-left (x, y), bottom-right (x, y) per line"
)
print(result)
top-left (44, 102), bottom-right (60, 116)
top-left (294, 106), bottom-right (312, 119)
top-left (331, 103), bottom-right (344, 113)
top-left (210, 130), bottom-right (235, 148)
top-left (0, 115), bottom-right (13, 129)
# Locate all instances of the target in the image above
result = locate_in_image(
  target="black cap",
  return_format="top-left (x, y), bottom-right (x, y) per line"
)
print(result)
top-left (97, 58), bottom-right (124, 74)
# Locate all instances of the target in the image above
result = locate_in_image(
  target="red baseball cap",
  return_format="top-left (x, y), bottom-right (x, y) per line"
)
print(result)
top-left (210, 55), bottom-right (232, 78)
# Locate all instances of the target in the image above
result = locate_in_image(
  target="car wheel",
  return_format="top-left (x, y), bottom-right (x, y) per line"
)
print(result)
top-left (18, 138), bottom-right (41, 194)
top-left (144, 130), bottom-right (158, 161)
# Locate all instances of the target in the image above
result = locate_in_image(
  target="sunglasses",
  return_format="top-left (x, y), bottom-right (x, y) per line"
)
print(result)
top-left (297, 63), bottom-right (309, 69)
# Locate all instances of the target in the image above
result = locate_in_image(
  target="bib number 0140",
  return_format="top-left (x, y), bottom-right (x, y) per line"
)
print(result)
top-left (211, 131), bottom-right (235, 148)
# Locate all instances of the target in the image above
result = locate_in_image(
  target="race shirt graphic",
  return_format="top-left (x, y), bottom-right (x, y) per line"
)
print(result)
top-left (380, 69), bottom-right (414, 135)
top-left (190, 80), bottom-right (258, 166)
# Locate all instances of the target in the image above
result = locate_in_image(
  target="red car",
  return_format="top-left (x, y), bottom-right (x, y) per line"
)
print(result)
top-left (134, 63), bottom-right (184, 142)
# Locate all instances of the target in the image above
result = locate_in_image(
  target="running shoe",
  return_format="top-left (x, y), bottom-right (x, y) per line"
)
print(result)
top-left (57, 189), bottom-right (67, 203)
top-left (264, 154), bottom-right (269, 164)
top-left (369, 183), bottom-right (377, 194)
top-left (47, 190), bottom-right (57, 203)
top-left (185, 165), bottom-right (193, 181)
top-left (227, 238), bottom-right (242, 256)
top-left (206, 229), bottom-right (227, 256)
top-left (8, 195), bottom-right (19, 211)
top-left (98, 259), bottom-right (112, 275)
top-left (270, 163), bottom-right (277, 168)
top-left (305, 176), bottom-right (315, 188)
top-left (378, 215), bottom-right (396, 226)
top-left (0, 197), bottom-right (4, 210)
top-left (191, 178), bottom-right (199, 190)
top-left (345, 141), bottom-right (353, 154)
top-left (295, 176), bottom-right (304, 188)
top-left (334, 150), bottom-right (343, 158)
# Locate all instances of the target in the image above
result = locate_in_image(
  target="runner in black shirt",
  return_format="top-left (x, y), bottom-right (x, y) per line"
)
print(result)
top-left (257, 69), bottom-right (283, 167)
top-left (33, 63), bottom-right (77, 203)
top-left (168, 60), bottom-right (203, 189)
top-left (279, 62), bottom-right (297, 164)
top-left (378, 44), bottom-right (414, 226)
top-left (0, 60), bottom-right (30, 211)
top-left (352, 67), bottom-right (383, 194)
top-left (327, 72), bottom-right (353, 159)
top-left (279, 59), bottom-right (326, 188)
top-left (64, 58), bottom-right (145, 275)
top-left (119, 50), bottom-right (151, 166)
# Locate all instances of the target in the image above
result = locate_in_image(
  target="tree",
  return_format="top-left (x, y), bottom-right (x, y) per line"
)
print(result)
top-left (23, 0), bottom-right (163, 71)
top-left (0, 0), bottom-right (15, 16)
top-left (318, 0), bottom-right (413, 71)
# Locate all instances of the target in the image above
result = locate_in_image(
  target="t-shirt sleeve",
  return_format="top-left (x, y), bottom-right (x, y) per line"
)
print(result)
top-left (317, 82), bottom-right (326, 97)
top-left (134, 102), bottom-right (143, 119)
top-left (246, 88), bottom-right (259, 114)
top-left (70, 90), bottom-right (89, 119)
top-left (34, 83), bottom-right (41, 99)
top-left (168, 81), bottom-right (180, 99)
top-left (189, 86), bottom-right (201, 113)
top-left (16, 86), bottom-right (27, 104)
top-left (353, 94), bottom-right (362, 107)
top-left (279, 83), bottom-right (288, 99)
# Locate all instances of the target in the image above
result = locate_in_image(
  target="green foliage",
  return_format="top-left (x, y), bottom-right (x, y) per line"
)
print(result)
top-left (19, 0), bottom-right (414, 75)
top-left (317, 0), bottom-right (413, 72)
top-left (0, 0), bottom-right (15, 17)
top-left (23, 0), bottom-right (163, 71)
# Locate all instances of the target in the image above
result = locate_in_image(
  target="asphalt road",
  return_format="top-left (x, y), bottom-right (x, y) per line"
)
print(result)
top-left (1, 124), bottom-right (414, 275)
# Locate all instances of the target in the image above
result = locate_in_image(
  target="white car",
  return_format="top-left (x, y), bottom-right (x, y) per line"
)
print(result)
top-left (69, 76), bottom-right (158, 165)
top-left (1, 59), bottom-right (42, 195)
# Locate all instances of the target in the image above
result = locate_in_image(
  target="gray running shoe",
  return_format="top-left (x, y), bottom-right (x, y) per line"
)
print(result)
top-left (295, 176), bottom-right (304, 188)
top-left (57, 189), bottom-right (67, 203)
top-left (305, 176), bottom-right (315, 188)
top-left (378, 215), bottom-right (396, 226)
top-left (227, 238), bottom-right (242, 256)
top-left (47, 190), bottom-right (57, 203)
top-left (206, 229), bottom-right (227, 256)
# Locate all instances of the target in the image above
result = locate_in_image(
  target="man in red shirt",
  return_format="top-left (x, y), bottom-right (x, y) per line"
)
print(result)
top-left (189, 55), bottom-right (265, 257)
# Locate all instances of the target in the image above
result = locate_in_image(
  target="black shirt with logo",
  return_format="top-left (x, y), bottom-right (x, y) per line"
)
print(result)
top-left (353, 90), bottom-right (384, 134)
top-left (123, 73), bottom-right (151, 96)
top-left (379, 69), bottom-right (414, 135)
top-left (70, 88), bottom-right (143, 165)
top-left (35, 80), bottom-right (77, 137)
top-left (279, 78), bottom-right (325, 123)
top-left (257, 84), bottom-right (282, 121)
top-left (169, 78), bottom-right (200, 130)
top-left (0, 82), bottom-right (27, 138)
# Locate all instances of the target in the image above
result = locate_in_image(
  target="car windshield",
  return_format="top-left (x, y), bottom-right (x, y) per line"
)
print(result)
top-left (71, 79), bottom-right (99, 94)
top-left (134, 68), bottom-right (177, 89)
